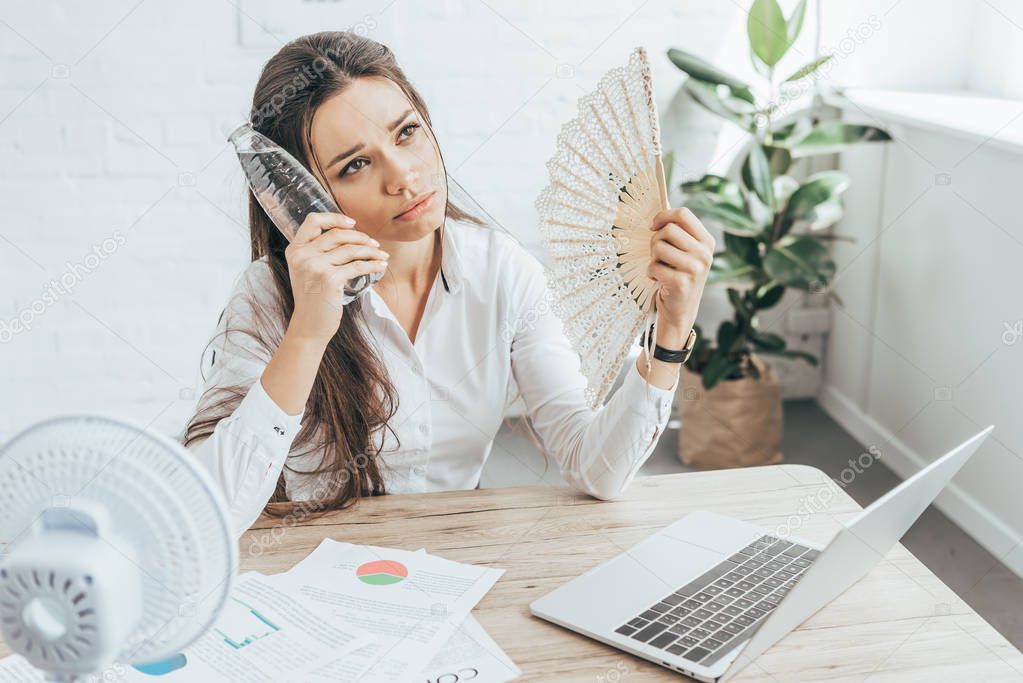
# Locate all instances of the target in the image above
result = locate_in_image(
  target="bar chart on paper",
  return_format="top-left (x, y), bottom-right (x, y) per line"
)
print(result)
top-left (213, 596), bottom-right (282, 649)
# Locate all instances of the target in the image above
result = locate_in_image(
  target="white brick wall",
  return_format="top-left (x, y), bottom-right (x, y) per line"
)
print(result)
top-left (3, 0), bottom-right (964, 441)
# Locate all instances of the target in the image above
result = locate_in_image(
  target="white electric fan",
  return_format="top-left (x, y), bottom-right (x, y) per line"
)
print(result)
top-left (0, 415), bottom-right (238, 680)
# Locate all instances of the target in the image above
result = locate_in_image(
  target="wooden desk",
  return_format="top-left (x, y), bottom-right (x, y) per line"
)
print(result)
top-left (241, 465), bottom-right (1022, 681)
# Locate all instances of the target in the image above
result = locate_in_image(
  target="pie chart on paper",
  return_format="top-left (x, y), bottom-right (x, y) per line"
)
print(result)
top-left (356, 559), bottom-right (409, 585)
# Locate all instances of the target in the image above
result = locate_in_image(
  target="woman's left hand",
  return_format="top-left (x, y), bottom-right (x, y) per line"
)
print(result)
top-left (646, 206), bottom-right (716, 341)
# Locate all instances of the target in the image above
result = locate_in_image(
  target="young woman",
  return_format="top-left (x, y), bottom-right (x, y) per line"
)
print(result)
top-left (184, 31), bottom-right (715, 537)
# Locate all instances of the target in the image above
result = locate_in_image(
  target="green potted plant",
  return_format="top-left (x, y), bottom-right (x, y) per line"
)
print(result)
top-left (666, 0), bottom-right (892, 468)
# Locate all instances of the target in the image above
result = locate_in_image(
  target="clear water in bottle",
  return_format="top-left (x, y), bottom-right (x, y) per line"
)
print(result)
top-left (227, 122), bottom-right (383, 305)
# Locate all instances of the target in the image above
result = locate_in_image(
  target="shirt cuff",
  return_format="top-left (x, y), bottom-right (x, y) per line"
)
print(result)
top-left (234, 375), bottom-right (305, 442)
top-left (622, 358), bottom-right (678, 425)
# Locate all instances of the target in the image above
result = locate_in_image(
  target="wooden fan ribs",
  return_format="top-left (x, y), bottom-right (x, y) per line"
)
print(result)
top-left (597, 88), bottom-right (642, 177)
top-left (565, 271), bottom-right (622, 315)
top-left (563, 137), bottom-right (611, 188)
top-left (551, 155), bottom-right (610, 203)
top-left (578, 296), bottom-right (632, 358)
top-left (618, 74), bottom-right (648, 165)
top-left (571, 119), bottom-right (619, 187)
top-left (611, 159), bottom-right (661, 313)
top-left (547, 219), bottom-right (610, 236)
top-left (546, 195), bottom-right (614, 228)
top-left (589, 101), bottom-right (632, 186)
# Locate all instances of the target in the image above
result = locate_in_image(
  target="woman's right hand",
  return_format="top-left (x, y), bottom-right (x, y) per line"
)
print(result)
top-left (284, 212), bottom-right (389, 344)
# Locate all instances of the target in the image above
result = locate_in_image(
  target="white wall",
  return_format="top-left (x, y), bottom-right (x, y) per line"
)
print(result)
top-left (806, 0), bottom-right (1023, 98)
top-left (967, 0), bottom-right (1023, 99)
top-left (821, 102), bottom-right (1023, 578)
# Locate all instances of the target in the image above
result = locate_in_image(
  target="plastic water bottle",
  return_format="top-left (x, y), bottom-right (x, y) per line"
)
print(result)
top-left (227, 122), bottom-right (383, 305)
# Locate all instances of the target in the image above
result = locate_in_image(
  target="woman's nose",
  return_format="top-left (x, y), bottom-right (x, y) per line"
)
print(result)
top-left (384, 158), bottom-right (420, 195)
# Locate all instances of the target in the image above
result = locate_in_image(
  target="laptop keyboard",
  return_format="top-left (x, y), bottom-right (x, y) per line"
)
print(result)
top-left (613, 535), bottom-right (819, 667)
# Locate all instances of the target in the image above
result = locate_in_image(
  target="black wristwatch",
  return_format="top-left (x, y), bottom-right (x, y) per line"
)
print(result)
top-left (639, 324), bottom-right (697, 364)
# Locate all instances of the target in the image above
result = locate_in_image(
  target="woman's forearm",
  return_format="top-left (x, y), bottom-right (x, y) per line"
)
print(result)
top-left (259, 327), bottom-right (329, 415)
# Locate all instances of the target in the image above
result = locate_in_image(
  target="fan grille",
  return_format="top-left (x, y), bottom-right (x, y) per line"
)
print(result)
top-left (0, 415), bottom-right (236, 663)
top-left (0, 566), bottom-right (97, 666)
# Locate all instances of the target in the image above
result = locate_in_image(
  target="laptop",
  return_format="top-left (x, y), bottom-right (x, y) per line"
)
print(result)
top-left (530, 426), bottom-right (994, 682)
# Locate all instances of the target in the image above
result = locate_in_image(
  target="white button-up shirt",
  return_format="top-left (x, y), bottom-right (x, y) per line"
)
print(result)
top-left (187, 218), bottom-right (677, 536)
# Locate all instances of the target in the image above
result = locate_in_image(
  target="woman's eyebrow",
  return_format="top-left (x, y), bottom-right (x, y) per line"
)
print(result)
top-left (325, 108), bottom-right (415, 170)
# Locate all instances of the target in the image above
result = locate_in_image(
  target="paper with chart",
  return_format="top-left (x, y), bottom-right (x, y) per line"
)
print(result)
top-left (126, 571), bottom-right (374, 683)
top-left (0, 571), bottom-right (376, 683)
top-left (0, 572), bottom-right (375, 683)
top-left (269, 539), bottom-right (504, 683)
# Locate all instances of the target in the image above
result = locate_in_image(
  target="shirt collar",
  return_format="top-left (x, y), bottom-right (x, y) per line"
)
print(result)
top-left (363, 217), bottom-right (465, 321)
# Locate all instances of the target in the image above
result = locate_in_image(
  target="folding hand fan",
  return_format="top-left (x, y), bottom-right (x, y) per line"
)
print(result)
top-left (535, 46), bottom-right (670, 409)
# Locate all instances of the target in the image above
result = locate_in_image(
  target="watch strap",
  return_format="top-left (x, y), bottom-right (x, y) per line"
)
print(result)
top-left (639, 325), bottom-right (697, 364)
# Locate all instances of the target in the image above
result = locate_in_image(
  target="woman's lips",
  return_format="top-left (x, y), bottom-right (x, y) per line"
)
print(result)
top-left (394, 191), bottom-right (435, 221)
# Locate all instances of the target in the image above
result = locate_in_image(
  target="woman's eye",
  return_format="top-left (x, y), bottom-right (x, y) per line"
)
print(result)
top-left (399, 122), bottom-right (420, 139)
top-left (340, 158), bottom-right (367, 178)
top-left (339, 123), bottom-right (419, 178)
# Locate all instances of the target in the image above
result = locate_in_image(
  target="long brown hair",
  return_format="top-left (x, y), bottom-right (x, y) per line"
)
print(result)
top-left (184, 31), bottom-right (482, 519)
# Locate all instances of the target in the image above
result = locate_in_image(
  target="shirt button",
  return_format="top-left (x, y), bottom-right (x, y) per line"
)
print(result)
top-left (418, 423), bottom-right (429, 435)
top-left (413, 465), bottom-right (426, 475)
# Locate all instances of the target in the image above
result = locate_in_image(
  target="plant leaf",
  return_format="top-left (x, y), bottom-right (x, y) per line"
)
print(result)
top-left (772, 175), bottom-right (799, 205)
top-left (763, 236), bottom-right (836, 290)
top-left (762, 145), bottom-right (792, 176)
top-left (683, 79), bottom-right (757, 131)
top-left (708, 252), bottom-right (759, 289)
top-left (801, 198), bottom-right (845, 231)
top-left (686, 196), bottom-right (761, 235)
top-left (748, 0), bottom-right (790, 68)
top-left (667, 48), bottom-right (755, 102)
top-left (680, 174), bottom-right (745, 209)
top-left (781, 121), bottom-right (893, 158)
top-left (757, 348), bottom-right (819, 365)
top-left (745, 192), bottom-right (774, 230)
top-left (750, 329), bottom-right (786, 350)
top-left (786, 0), bottom-right (808, 45)
top-left (750, 45), bottom-right (771, 78)
top-left (809, 232), bottom-right (855, 242)
top-left (724, 232), bottom-right (761, 267)
top-left (716, 320), bottom-right (741, 353)
top-left (783, 54), bottom-right (833, 84)
top-left (780, 170), bottom-right (850, 237)
top-left (754, 281), bottom-right (785, 309)
top-left (742, 144), bottom-right (775, 211)
top-left (702, 351), bottom-right (741, 389)
top-left (728, 288), bottom-right (754, 320)
top-left (771, 117), bottom-right (813, 144)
